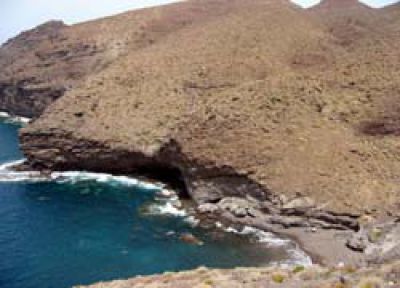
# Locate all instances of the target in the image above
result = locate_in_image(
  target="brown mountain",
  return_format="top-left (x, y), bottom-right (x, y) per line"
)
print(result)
top-left (382, 1), bottom-right (400, 31)
top-left (315, 0), bottom-right (369, 9)
top-left (0, 0), bottom-right (253, 117)
top-left (1, 0), bottom-right (399, 234)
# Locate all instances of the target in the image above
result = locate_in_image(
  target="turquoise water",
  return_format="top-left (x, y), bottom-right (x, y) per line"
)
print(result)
top-left (0, 118), bottom-right (298, 288)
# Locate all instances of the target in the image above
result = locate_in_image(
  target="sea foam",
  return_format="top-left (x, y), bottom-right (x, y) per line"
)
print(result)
top-left (0, 112), bottom-right (31, 124)
top-left (0, 159), bottom-right (189, 219)
top-left (0, 159), bottom-right (47, 182)
top-left (217, 223), bottom-right (312, 266)
top-left (0, 160), bottom-right (162, 192)
top-left (143, 201), bottom-right (187, 217)
top-left (51, 171), bottom-right (161, 191)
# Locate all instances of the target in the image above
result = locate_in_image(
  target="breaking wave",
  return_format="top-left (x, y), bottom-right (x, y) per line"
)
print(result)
top-left (0, 160), bottom-right (162, 192)
top-left (0, 160), bottom-right (187, 217)
top-left (223, 225), bottom-right (291, 246)
top-left (0, 160), bottom-right (189, 220)
top-left (51, 171), bottom-right (161, 191)
top-left (142, 202), bottom-right (187, 217)
top-left (0, 112), bottom-right (31, 124)
top-left (0, 160), bottom-right (47, 182)
top-left (216, 222), bottom-right (312, 266)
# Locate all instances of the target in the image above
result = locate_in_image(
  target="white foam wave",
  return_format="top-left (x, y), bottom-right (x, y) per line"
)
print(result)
top-left (0, 160), bottom-right (163, 192)
top-left (51, 171), bottom-right (161, 191)
top-left (155, 188), bottom-right (177, 199)
top-left (184, 215), bottom-right (200, 227)
top-left (0, 159), bottom-right (25, 171)
top-left (0, 160), bottom-right (191, 221)
top-left (143, 201), bottom-right (187, 217)
top-left (283, 247), bottom-right (312, 267)
top-left (0, 171), bottom-right (47, 182)
top-left (222, 225), bottom-right (290, 247)
top-left (0, 112), bottom-right (31, 124)
top-left (217, 224), bottom-right (312, 266)
top-left (0, 159), bottom-right (47, 182)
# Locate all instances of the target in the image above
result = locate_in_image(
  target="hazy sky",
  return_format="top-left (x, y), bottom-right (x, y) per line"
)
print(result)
top-left (0, 0), bottom-right (398, 44)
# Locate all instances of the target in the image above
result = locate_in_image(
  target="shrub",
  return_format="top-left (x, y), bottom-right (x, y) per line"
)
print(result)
top-left (293, 265), bottom-right (305, 273)
top-left (271, 273), bottom-right (285, 283)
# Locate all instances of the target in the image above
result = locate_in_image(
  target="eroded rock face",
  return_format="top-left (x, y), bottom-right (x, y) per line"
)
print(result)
top-left (19, 130), bottom-right (272, 206)
top-left (15, 0), bottom-right (400, 220)
top-left (0, 82), bottom-right (65, 118)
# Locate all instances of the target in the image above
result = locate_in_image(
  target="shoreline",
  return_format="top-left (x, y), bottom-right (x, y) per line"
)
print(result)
top-left (2, 119), bottom-right (400, 287)
top-left (199, 209), bottom-right (364, 268)
top-left (192, 198), bottom-right (400, 268)
top-left (2, 157), bottom-right (313, 267)
top-left (0, 157), bottom-right (383, 269)
top-left (3, 155), bottom-right (398, 270)
top-left (1, 114), bottom-right (398, 272)
top-left (3, 159), bottom-right (313, 267)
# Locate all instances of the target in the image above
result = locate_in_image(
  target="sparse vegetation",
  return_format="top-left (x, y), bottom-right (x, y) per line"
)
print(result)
top-left (293, 265), bottom-right (305, 273)
top-left (368, 228), bottom-right (383, 243)
top-left (77, 263), bottom-right (399, 287)
top-left (357, 277), bottom-right (384, 288)
top-left (271, 273), bottom-right (285, 284)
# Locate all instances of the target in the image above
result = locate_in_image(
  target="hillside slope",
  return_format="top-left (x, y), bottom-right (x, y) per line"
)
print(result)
top-left (17, 0), bottom-right (400, 220)
top-left (80, 261), bottom-right (400, 288)
top-left (0, 0), bottom-right (248, 117)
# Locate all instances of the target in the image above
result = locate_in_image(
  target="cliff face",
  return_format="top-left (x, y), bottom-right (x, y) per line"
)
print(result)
top-left (14, 0), bottom-right (400, 219)
top-left (0, 21), bottom-right (68, 117)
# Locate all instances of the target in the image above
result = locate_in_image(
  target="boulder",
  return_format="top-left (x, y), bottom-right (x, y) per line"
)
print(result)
top-left (366, 224), bottom-right (400, 264)
top-left (179, 233), bottom-right (204, 246)
top-left (282, 197), bottom-right (315, 210)
top-left (197, 203), bottom-right (219, 214)
top-left (217, 197), bottom-right (256, 218)
top-left (346, 232), bottom-right (368, 252)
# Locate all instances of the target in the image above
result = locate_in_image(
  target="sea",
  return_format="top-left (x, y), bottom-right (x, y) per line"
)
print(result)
top-left (0, 115), bottom-right (310, 288)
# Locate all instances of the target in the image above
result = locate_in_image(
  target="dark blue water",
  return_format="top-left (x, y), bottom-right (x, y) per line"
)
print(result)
top-left (0, 119), bottom-right (293, 288)
top-left (0, 119), bottom-right (22, 164)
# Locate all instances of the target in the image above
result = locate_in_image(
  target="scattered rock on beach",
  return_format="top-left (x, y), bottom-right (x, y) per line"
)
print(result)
top-left (197, 203), bottom-right (219, 214)
top-left (217, 197), bottom-right (256, 218)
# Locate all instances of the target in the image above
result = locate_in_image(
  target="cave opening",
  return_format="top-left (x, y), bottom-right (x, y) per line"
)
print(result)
top-left (133, 164), bottom-right (190, 199)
